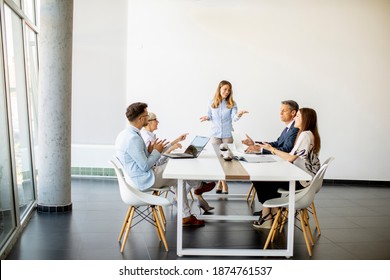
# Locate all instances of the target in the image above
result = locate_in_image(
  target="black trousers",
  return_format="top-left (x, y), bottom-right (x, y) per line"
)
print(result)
top-left (253, 181), bottom-right (305, 204)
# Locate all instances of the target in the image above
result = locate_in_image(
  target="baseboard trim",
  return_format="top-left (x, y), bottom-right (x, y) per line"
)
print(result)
top-left (324, 179), bottom-right (390, 187)
top-left (37, 203), bottom-right (73, 213)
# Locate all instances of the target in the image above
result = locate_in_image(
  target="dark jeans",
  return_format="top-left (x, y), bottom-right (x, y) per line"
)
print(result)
top-left (253, 181), bottom-right (305, 204)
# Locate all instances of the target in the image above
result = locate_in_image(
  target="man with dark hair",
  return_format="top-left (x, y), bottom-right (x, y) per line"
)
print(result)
top-left (243, 100), bottom-right (300, 216)
top-left (125, 102), bottom-right (148, 122)
top-left (115, 102), bottom-right (215, 226)
top-left (243, 100), bottom-right (299, 154)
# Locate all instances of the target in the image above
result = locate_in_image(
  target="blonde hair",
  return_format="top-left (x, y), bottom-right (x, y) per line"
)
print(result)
top-left (211, 80), bottom-right (235, 109)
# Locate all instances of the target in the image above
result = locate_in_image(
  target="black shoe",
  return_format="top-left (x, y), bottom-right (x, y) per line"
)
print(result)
top-left (253, 210), bottom-right (262, 216)
top-left (252, 212), bottom-right (274, 229)
top-left (257, 212), bottom-right (274, 224)
top-left (216, 189), bottom-right (222, 194)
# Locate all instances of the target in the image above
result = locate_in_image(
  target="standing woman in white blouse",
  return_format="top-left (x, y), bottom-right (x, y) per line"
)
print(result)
top-left (252, 107), bottom-right (321, 229)
top-left (200, 80), bottom-right (248, 194)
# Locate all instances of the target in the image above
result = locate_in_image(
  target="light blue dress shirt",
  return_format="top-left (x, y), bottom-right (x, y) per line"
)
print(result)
top-left (115, 125), bottom-right (161, 191)
top-left (207, 99), bottom-right (240, 138)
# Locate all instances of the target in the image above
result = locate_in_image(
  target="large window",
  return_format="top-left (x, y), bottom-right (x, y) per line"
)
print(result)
top-left (0, 0), bottom-right (39, 257)
top-left (23, 0), bottom-right (36, 24)
top-left (0, 29), bottom-right (16, 252)
top-left (4, 5), bottom-right (35, 219)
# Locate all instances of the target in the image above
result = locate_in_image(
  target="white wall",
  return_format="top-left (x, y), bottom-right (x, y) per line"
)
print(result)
top-left (72, 0), bottom-right (128, 145)
top-left (72, 0), bottom-right (390, 181)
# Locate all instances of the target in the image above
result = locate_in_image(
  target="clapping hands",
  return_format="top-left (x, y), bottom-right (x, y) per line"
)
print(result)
top-left (151, 138), bottom-right (170, 153)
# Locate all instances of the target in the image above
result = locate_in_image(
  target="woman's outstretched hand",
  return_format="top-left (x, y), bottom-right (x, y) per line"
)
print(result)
top-left (200, 116), bottom-right (209, 122)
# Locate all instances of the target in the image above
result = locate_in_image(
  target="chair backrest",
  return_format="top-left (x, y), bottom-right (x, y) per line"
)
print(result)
top-left (322, 156), bottom-right (335, 166)
top-left (111, 156), bottom-right (170, 193)
top-left (313, 156), bottom-right (334, 194)
top-left (111, 156), bottom-right (134, 184)
top-left (294, 163), bottom-right (329, 209)
top-left (109, 159), bottom-right (170, 207)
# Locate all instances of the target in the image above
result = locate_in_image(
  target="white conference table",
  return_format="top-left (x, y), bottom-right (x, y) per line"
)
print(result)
top-left (163, 143), bottom-right (312, 257)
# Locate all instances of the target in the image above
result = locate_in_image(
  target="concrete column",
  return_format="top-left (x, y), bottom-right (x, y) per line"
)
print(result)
top-left (37, 0), bottom-right (73, 212)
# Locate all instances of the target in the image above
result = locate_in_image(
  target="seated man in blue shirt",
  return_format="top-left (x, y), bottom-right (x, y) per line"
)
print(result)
top-left (115, 102), bottom-right (215, 226)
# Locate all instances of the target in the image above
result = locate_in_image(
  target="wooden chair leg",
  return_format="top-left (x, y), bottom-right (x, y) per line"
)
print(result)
top-left (119, 206), bottom-right (134, 241)
top-left (246, 184), bottom-right (257, 207)
top-left (271, 209), bottom-right (283, 242)
top-left (118, 207), bottom-right (131, 241)
top-left (246, 184), bottom-right (254, 201)
top-left (152, 206), bottom-right (168, 251)
top-left (279, 208), bottom-right (288, 233)
top-left (264, 209), bottom-right (282, 250)
top-left (157, 205), bottom-right (166, 231)
top-left (159, 205), bottom-right (166, 224)
top-left (310, 202), bottom-right (321, 236)
top-left (299, 210), bottom-right (312, 256)
top-left (303, 208), bottom-right (315, 246)
top-left (151, 190), bottom-right (167, 228)
top-left (250, 189), bottom-right (257, 207)
top-left (120, 206), bottom-right (135, 252)
top-left (151, 207), bottom-right (163, 241)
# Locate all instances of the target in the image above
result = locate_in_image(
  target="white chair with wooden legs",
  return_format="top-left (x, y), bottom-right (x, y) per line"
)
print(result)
top-left (276, 157), bottom-right (334, 236)
top-left (112, 156), bottom-right (171, 230)
top-left (110, 160), bottom-right (171, 253)
top-left (262, 163), bottom-right (330, 256)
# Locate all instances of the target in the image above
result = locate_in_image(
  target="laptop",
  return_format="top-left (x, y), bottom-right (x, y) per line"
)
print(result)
top-left (163, 136), bottom-right (210, 159)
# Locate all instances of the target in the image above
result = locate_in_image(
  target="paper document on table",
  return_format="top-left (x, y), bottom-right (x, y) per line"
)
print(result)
top-left (233, 154), bottom-right (276, 163)
top-left (229, 147), bottom-right (276, 163)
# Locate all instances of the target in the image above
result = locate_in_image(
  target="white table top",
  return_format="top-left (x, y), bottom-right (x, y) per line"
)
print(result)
top-left (163, 145), bottom-right (225, 181)
top-left (163, 143), bottom-right (312, 182)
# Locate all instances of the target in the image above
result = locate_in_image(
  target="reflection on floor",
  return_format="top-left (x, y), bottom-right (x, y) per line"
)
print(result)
top-left (6, 178), bottom-right (390, 260)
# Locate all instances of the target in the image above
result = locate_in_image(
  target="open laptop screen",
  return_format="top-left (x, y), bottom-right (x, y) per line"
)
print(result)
top-left (185, 136), bottom-right (210, 156)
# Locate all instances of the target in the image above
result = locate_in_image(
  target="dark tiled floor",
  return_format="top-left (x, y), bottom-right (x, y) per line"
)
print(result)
top-left (5, 178), bottom-right (390, 260)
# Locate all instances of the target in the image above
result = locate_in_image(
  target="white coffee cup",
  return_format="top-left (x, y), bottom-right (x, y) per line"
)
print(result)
top-left (219, 143), bottom-right (228, 151)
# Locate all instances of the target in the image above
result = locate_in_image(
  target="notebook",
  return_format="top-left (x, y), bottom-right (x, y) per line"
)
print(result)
top-left (163, 136), bottom-right (210, 159)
